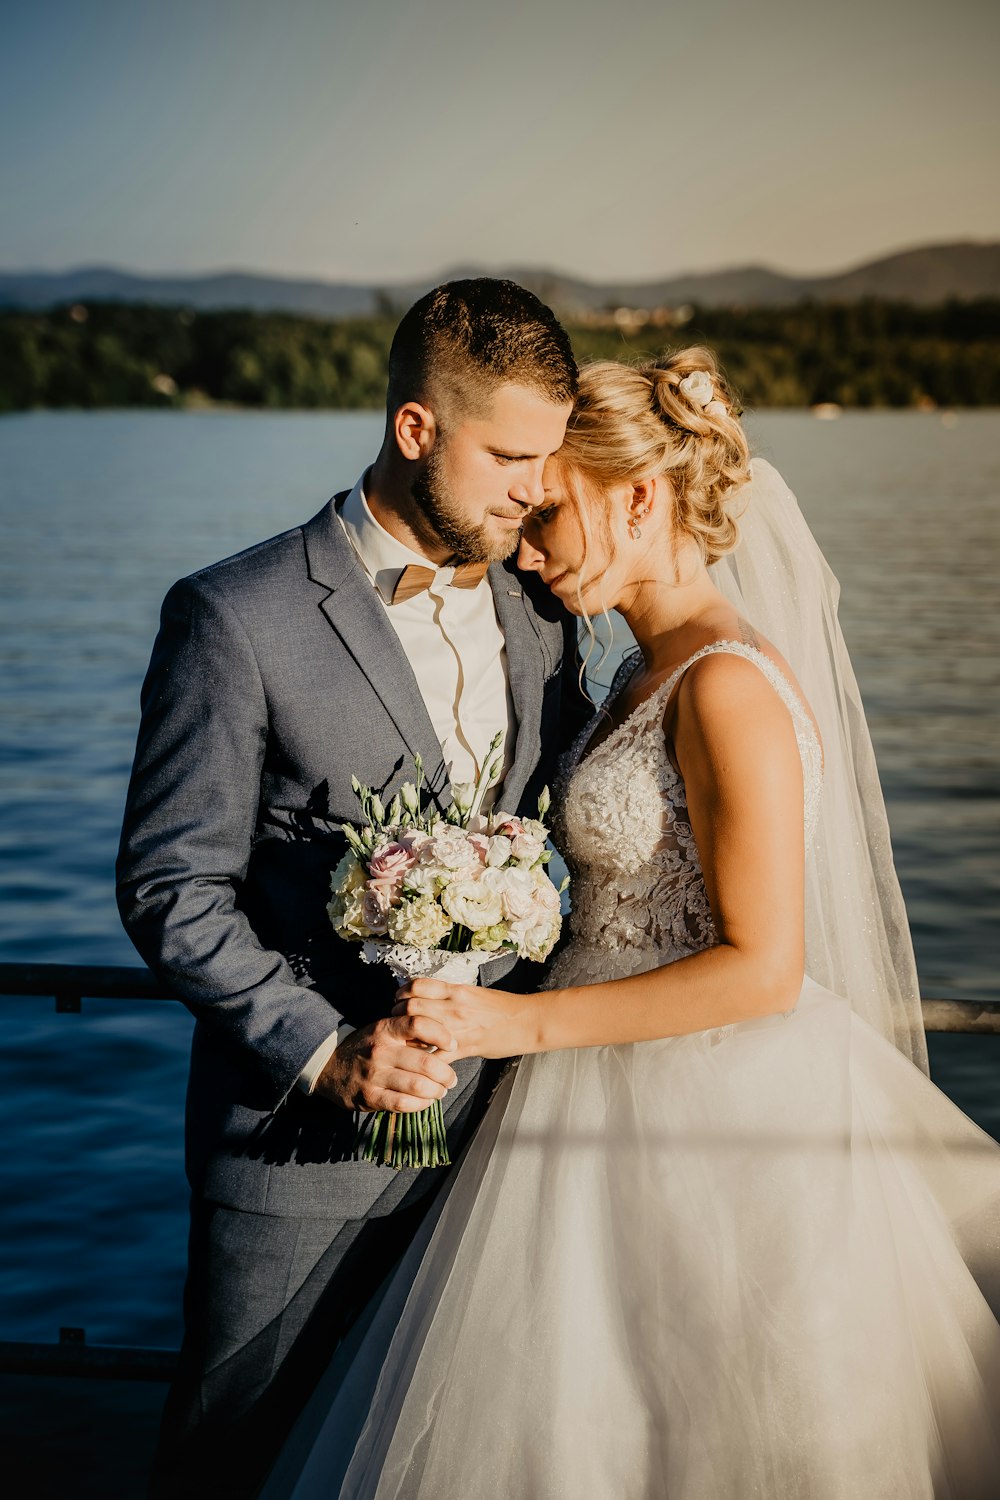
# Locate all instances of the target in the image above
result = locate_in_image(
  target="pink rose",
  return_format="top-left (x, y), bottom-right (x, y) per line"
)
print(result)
top-left (491, 813), bottom-right (525, 838)
top-left (368, 840), bottom-right (418, 894)
top-left (361, 883), bottom-right (392, 934)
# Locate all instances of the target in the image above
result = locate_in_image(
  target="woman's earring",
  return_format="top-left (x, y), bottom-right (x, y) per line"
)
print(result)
top-left (628, 510), bottom-right (646, 541)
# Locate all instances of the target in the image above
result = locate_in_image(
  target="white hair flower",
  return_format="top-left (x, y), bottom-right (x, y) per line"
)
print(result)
top-left (678, 370), bottom-right (715, 407)
top-left (704, 400), bottom-right (728, 420)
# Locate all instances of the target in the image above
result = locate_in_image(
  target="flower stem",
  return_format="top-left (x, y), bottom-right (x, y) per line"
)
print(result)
top-left (356, 1100), bottom-right (451, 1169)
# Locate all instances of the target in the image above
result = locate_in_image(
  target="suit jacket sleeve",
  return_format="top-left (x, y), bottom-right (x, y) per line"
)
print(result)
top-left (116, 577), bottom-right (343, 1106)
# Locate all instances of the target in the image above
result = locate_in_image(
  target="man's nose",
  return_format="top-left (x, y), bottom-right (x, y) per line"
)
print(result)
top-left (517, 533), bottom-right (545, 572)
top-left (509, 466), bottom-right (545, 509)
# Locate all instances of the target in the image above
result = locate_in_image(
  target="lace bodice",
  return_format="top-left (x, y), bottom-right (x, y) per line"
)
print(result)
top-left (547, 641), bottom-right (823, 988)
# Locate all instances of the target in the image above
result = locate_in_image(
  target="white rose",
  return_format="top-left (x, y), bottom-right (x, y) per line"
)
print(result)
top-left (511, 828), bottom-right (546, 866)
top-left (423, 828), bottom-right (481, 872)
top-left (495, 865), bottom-right (538, 921)
top-left (530, 871), bottom-right (562, 915)
top-left (485, 834), bottom-right (513, 867)
top-left (387, 896), bottom-right (453, 949)
top-left (511, 916), bottom-right (561, 962)
top-left (704, 400), bottom-right (728, 420)
top-left (679, 370), bottom-right (715, 408)
top-left (441, 873), bottom-right (505, 931)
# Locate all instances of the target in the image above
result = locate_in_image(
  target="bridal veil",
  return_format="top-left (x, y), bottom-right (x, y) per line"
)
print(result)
top-left (714, 457), bottom-right (928, 1069)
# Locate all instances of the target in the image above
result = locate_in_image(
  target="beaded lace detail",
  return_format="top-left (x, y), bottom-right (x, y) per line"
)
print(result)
top-left (546, 641), bottom-right (823, 990)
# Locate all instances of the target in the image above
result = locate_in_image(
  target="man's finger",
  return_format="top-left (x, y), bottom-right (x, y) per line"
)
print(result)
top-left (384, 1052), bottom-right (458, 1090)
top-left (389, 1012), bottom-right (456, 1052)
top-left (374, 1089), bottom-right (447, 1115)
top-left (380, 1067), bottom-right (449, 1102)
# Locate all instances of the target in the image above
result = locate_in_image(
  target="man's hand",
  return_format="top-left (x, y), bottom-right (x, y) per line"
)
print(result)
top-left (313, 1014), bottom-right (459, 1112)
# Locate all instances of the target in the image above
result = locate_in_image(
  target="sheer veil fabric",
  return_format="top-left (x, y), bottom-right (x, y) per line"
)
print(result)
top-left (265, 462), bottom-right (1000, 1500)
top-left (713, 459), bottom-right (927, 1070)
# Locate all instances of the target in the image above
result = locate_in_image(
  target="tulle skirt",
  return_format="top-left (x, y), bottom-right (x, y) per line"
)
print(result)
top-left (276, 963), bottom-right (1000, 1500)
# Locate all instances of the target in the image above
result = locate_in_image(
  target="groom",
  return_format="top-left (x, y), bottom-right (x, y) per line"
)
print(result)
top-left (117, 278), bottom-right (586, 1497)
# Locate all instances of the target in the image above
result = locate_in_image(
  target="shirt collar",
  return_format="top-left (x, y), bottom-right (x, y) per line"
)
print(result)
top-left (339, 471), bottom-right (465, 605)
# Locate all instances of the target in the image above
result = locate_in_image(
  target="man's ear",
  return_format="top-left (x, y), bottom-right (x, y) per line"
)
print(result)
top-left (393, 401), bottom-right (438, 461)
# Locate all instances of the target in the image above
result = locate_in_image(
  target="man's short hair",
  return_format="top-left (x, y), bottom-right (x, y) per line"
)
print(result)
top-left (386, 278), bottom-right (577, 422)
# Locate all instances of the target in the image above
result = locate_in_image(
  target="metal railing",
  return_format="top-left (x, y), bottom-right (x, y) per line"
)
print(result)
top-left (1, 961), bottom-right (998, 1381)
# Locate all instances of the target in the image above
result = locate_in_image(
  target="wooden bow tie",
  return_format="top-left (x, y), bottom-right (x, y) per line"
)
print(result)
top-left (390, 561), bottom-right (489, 604)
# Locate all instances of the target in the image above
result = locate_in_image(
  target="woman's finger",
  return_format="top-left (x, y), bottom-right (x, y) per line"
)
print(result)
top-left (396, 977), bottom-right (454, 1003)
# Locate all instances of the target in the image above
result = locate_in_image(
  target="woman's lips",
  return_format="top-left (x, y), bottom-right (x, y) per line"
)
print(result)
top-left (545, 571), bottom-right (567, 589)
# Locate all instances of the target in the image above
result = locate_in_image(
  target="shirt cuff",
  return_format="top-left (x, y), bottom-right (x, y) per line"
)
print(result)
top-left (295, 1023), bottom-right (356, 1095)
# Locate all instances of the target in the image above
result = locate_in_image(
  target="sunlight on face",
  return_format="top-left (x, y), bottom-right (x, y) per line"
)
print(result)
top-left (517, 459), bottom-right (627, 614)
top-left (426, 385), bottom-right (573, 562)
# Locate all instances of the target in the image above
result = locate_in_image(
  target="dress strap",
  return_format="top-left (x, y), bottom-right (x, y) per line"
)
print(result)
top-left (662, 640), bottom-right (824, 834)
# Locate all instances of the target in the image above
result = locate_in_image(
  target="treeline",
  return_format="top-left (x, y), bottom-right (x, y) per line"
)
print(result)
top-left (1, 299), bottom-right (999, 413)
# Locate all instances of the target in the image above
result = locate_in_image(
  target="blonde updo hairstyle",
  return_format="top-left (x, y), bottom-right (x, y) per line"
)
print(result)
top-left (558, 346), bottom-right (751, 573)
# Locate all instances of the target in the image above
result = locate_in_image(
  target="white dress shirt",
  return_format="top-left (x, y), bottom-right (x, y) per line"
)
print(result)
top-left (297, 472), bottom-right (516, 1092)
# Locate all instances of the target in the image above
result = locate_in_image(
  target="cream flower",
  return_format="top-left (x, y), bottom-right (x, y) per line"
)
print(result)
top-left (510, 916), bottom-right (561, 962)
top-left (328, 885), bottom-right (369, 940)
top-left (530, 870), bottom-right (562, 915)
top-left (704, 400), bottom-right (728, 420)
top-left (511, 821), bottom-right (547, 866)
top-left (485, 834), bottom-right (513, 867)
top-left (422, 827), bottom-right (482, 872)
top-left (387, 896), bottom-right (452, 949)
top-left (495, 865), bottom-right (538, 921)
top-left (467, 833), bottom-right (490, 864)
top-left (331, 850), bottom-right (366, 897)
top-left (441, 873), bottom-right (505, 931)
top-left (679, 370), bottom-right (715, 407)
top-left (402, 862), bottom-right (443, 897)
top-left (471, 922), bottom-right (510, 952)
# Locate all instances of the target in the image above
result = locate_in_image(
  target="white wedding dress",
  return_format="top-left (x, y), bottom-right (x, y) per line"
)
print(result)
top-left (278, 642), bottom-right (1000, 1500)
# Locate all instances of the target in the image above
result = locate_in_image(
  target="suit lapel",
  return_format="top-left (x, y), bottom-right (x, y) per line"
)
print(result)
top-left (302, 499), bottom-right (547, 817)
top-left (303, 496), bottom-right (451, 807)
top-left (489, 563), bottom-right (545, 813)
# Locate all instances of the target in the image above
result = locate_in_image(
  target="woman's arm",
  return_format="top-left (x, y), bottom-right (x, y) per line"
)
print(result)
top-left (397, 652), bottom-right (807, 1060)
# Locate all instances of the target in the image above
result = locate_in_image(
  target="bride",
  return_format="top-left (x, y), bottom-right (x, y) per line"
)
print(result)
top-left (272, 350), bottom-right (1000, 1498)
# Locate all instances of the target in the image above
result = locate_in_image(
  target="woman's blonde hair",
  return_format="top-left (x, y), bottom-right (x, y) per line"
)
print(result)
top-left (558, 346), bottom-right (751, 567)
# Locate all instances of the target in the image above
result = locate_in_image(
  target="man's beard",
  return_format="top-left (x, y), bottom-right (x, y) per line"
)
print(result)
top-left (410, 448), bottom-right (521, 565)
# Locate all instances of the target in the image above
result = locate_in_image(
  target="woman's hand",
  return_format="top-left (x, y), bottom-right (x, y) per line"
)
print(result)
top-left (393, 979), bottom-right (541, 1061)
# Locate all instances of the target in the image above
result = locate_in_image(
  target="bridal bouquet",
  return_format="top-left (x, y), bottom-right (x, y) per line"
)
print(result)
top-left (328, 733), bottom-right (566, 1168)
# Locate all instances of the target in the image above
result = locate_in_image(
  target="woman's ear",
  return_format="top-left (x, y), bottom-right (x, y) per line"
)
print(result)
top-left (628, 475), bottom-right (658, 522)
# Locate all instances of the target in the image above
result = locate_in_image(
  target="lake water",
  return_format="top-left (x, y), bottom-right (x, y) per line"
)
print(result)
top-left (0, 409), bottom-right (998, 1349)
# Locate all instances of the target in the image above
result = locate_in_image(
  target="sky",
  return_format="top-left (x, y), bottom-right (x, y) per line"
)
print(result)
top-left (2, 0), bottom-right (998, 284)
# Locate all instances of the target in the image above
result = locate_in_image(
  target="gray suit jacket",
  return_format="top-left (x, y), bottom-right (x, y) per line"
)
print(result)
top-left (117, 492), bottom-right (589, 1219)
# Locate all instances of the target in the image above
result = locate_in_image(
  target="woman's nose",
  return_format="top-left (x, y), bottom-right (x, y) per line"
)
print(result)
top-left (517, 533), bottom-right (546, 572)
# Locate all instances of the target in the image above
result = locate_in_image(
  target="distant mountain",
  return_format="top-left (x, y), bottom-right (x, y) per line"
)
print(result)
top-left (1, 241), bottom-right (997, 316)
top-left (0, 268), bottom-right (376, 318)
